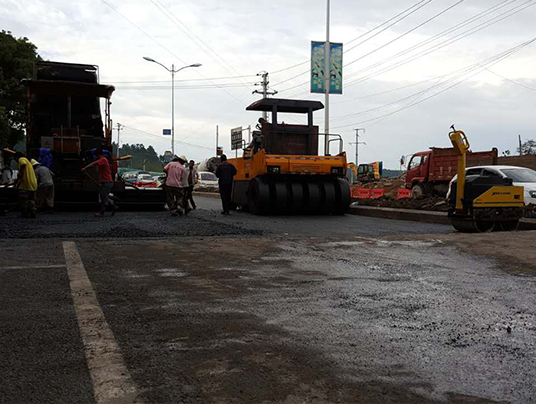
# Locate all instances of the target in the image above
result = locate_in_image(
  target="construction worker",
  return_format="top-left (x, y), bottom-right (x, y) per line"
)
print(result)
top-left (163, 155), bottom-right (186, 216)
top-left (31, 159), bottom-right (55, 212)
top-left (183, 159), bottom-right (198, 211)
top-left (81, 148), bottom-right (118, 217)
top-left (215, 154), bottom-right (236, 215)
top-left (14, 152), bottom-right (38, 218)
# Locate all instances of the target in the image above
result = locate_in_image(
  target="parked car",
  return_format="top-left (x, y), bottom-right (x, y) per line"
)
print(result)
top-left (447, 165), bottom-right (536, 205)
top-left (196, 171), bottom-right (218, 189)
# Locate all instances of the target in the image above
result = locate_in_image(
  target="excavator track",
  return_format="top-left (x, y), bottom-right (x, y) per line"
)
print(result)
top-left (247, 176), bottom-right (350, 215)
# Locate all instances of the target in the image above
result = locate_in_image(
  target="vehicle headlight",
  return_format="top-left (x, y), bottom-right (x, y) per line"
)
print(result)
top-left (331, 167), bottom-right (344, 176)
top-left (267, 166), bottom-right (280, 174)
top-left (529, 190), bottom-right (536, 198)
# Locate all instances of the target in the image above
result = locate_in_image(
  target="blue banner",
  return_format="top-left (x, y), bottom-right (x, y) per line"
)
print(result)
top-left (311, 41), bottom-right (343, 94)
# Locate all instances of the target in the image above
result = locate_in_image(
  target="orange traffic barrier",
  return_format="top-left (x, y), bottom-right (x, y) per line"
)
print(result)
top-left (357, 188), bottom-right (372, 199)
top-left (372, 189), bottom-right (386, 199)
top-left (397, 188), bottom-right (412, 199)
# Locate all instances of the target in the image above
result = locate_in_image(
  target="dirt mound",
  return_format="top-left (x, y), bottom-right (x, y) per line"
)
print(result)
top-left (358, 176), bottom-right (405, 198)
top-left (358, 196), bottom-right (449, 212)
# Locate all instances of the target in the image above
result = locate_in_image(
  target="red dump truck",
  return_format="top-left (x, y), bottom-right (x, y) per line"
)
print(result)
top-left (405, 147), bottom-right (498, 197)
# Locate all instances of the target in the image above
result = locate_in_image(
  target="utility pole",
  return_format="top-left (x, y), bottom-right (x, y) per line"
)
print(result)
top-left (216, 125), bottom-right (219, 156)
top-left (350, 128), bottom-right (366, 165)
top-left (116, 123), bottom-right (123, 158)
top-left (253, 71), bottom-right (278, 121)
top-left (324, 0), bottom-right (331, 156)
top-left (519, 134), bottom-right (523, 155)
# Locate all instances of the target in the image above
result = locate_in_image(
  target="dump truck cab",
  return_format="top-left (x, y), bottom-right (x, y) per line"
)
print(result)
top-left (230, 98), bottom-right (351, 215)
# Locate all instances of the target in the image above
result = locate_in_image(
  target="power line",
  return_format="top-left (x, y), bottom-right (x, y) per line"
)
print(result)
top-left (328, 44), bottom-right (527, 122)
top-left (343, 0), bottom-right (536, 89)
top-left (149, 0), bottom-right (255, 89)
top-left (104, 75), bottom-right (257, 84)
top-left (114, 84), bottom-right (257, 90)
top-left (99, 0), bottom-right (247, 105)
top-left (122, 125), bottom-right (214, 150)
top-left (344, 0), bottom-right (465, 69)
top-left (330, 41), bottom-right (531, 123)
top-left (270, 0), bottom-right (433, 79)
top-left (330, 37), bottom-right (536, 130)
top-left (99, 0), bottom-right (187, 64)
top-left (279, 0), bottom-right (529, 97)
top-left (486, 68), bottom-right (536, 91)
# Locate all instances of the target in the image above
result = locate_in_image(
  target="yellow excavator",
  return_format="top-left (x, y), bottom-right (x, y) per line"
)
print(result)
top-left (448, 127), bottom-right (523, 232)
top-left (230, 98), bottom-right (351, 215)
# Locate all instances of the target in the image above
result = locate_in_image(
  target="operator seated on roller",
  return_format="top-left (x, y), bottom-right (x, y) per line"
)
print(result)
top-left (215, 154), bottom-right (236, 215)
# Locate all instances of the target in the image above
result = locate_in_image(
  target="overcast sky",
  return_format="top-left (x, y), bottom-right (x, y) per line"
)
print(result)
top-left (2, 0), bottom-right (536, 168)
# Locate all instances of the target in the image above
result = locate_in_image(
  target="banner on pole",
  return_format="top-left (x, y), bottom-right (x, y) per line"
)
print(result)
top-left (311, 41), bottom-right (343, 94)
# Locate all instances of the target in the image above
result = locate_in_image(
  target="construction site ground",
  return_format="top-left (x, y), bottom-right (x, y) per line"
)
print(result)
top-left (1, 195), bottom-right (535, 404)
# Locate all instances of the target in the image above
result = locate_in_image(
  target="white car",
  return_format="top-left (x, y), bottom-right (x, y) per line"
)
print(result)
top-left (447, 165), bottom-right (536, 205)
top-left (196, 171), bottom-right (218, 189)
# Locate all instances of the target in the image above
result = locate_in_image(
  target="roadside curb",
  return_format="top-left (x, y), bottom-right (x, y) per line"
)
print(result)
top-left (349, 205), bottom-right (450, 225)
top-left (349, 205), bottom-right (536, 230)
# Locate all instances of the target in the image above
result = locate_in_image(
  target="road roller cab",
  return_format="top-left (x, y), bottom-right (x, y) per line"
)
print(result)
top-left (230, 98), bottom-right (351, 215)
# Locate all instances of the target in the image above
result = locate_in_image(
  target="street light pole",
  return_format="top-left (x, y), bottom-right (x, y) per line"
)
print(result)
top-left (171, 64), bottom-right (175, 156)
top-left (143, 57), bottom-right (202, 156)
top-left (324, 0), bottom-right (331, 156)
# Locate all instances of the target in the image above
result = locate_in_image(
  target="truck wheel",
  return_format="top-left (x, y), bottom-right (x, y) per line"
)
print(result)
top-left (411, 184), bottom-right (425, 198)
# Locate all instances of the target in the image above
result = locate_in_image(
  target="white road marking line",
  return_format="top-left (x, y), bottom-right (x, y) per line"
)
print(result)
top-left (0, 264), bottom-right (67, 270)
top-left (62, 242), bottom-right (142, 404)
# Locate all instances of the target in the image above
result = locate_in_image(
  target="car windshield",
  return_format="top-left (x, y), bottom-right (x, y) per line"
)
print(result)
top-left (501, 168), bottom-right (536, 183)
top-left (201, 173), bottom-right (217, 180)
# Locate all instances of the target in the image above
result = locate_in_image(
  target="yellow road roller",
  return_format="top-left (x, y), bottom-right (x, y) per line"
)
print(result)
top-left (230, 98), bottom-right (351, 215)
top-left (448, 127), bottom-right (524, 232)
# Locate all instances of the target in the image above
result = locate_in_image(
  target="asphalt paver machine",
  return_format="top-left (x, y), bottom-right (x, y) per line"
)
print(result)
top-left (4, 61), bottom-right (166, 209)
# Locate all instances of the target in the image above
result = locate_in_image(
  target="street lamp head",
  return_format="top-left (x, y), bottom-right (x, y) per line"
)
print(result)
top-left (190, 63), bottom-right (202, 68)
top-left (143, 56), bottom-right (156, 63)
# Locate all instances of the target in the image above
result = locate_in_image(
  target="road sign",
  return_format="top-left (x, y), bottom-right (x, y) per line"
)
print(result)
top-left (231, 127), bottom-right (243, 150)
top-left (216, 147), bottom-right (223, 156)
top-left (311, 41), bottom-right (343, 94)
top-left (163, 129), bottom-right (171, 135)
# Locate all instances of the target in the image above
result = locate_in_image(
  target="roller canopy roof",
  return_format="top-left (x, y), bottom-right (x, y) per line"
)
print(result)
top-left (24, 80), bottom-right (115, 98)
top-left (246, 98), bottom-right (324, 113)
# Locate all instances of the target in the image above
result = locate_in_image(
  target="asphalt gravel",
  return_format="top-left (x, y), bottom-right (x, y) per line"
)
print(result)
top-left (1, 196), bottom-right (533, 403)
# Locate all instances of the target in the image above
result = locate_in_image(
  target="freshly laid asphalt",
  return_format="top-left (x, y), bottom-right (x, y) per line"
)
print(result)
top-left (1, 196), bottom-right (535, 404)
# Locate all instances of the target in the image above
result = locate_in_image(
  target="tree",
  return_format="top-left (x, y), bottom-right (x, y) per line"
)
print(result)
top-left (112, 142), bottom-right (164, 172)
top-left (0, 30), bottom-right (41, 147)
top-left (517, 140), bottom-right (536, 155)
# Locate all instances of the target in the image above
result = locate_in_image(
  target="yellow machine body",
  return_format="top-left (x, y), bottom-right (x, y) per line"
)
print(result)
top-left (229, 98), bottom-right (352, 215)
top-left (448, 127), bottom-right (523, 232)
top-left (472, 186), bottom-right (524, 208)
top-left (231, 149), bottom-right (348, 181)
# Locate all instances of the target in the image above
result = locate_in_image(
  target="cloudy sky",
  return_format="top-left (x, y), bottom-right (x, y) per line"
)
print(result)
top-left (2, 0), bottom-right (536, 168)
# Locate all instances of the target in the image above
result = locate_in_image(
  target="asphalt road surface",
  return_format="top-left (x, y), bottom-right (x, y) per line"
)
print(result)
top-left (1, 195), bottom-right (535, 404)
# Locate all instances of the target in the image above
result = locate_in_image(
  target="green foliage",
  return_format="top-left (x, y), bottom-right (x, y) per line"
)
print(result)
top-left (113, 142), bottom-right (164, 172)
top-left (517, 140), bottom-right (536, 155)
top-left (0, 30), bottom-right (41, 147)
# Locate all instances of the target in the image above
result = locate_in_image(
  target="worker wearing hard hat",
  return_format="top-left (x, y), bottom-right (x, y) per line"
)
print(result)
top-left (14, 152), bottom-right (38, 218)
top-left (31, 159), bottom-right (55, 212)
